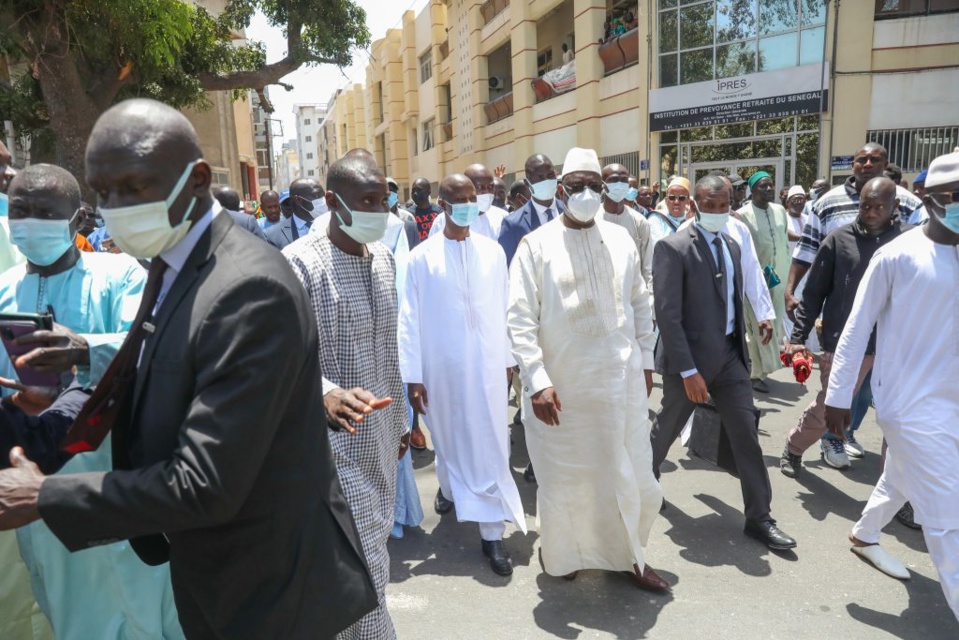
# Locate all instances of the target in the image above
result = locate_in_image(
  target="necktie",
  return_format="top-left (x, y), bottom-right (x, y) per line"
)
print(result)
top-left (545, 207), bottom-right (554, 222)
top-left (304, 217), bottom-right (313, 230)
top-left (712, 236), bottom-right (728, 323)
top-left (62, 258), bottom-right (168, 454)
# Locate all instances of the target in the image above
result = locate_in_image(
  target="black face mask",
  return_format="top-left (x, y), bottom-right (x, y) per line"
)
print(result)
top-left (492, 198), bottom-right (506, 210)
top-left (412, 189), bottom-right (426, 204)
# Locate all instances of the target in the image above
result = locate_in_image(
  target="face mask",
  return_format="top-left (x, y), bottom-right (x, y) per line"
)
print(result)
top-left (388, 192), bottom-right (399, 209)
top-left (412, 189), bottom-right (426, 203)
top-left (492, 197), bottom-right (506, 210)
top-left (448, 202), bottom-right (480, 227)
top-left (476, 193), bottom-right (494, 213)
top-left (626, 187), bottom-right (639, 202)
top-left (99, 161), bottom-right (197, 259)
top-left (528, 178), bottom-right (557, 202)
top-left (605, 182), bottom-right (631, 203)
top-left (10, 214), bottom-right (76, 266)
top-left (310, 197), bottom-right (329, 218)
top-left (95, 217), bottom-right (105, 228)
top-left (333, 193), bottom-right (388, 244)
top-left (565, 187), bottom-right (602, 223)
top-left (941, 202), bottom-right (959, 234)
top-left (698, 210), bottom-right (730, 233)
top-left (0, 192), bottom-right (8, 217)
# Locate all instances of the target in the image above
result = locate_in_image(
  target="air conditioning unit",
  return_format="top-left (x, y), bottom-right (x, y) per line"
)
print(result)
top-left (489, 76), bottom-right (506, 90)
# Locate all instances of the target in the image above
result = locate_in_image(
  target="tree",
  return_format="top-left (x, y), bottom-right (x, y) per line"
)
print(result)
top-left (0, 0), bottom-right (370, 189)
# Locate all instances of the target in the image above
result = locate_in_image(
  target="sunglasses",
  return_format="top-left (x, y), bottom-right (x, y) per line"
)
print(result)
top-left (667, 194), bottom-right (689, 202)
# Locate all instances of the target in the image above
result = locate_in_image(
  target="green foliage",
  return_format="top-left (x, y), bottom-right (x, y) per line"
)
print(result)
top-left (0, 0), bottom-right (370, 153)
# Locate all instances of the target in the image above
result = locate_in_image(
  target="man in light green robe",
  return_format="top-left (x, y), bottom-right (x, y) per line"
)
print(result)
top-left (0, 164), bottom-right (183, 639)
top-left (738, 171), bottom-right (790, 390)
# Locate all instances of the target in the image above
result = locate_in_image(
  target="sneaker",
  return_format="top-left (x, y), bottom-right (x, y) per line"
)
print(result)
top-left (780, 446), bottom-right (802, 478)
top-left (820, 438), bottom-right (851, 469)
top-left (844, 434), bottom-right (865, 458)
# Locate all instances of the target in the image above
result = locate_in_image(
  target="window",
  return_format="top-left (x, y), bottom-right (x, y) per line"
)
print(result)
top-left (412, 125), bottom-right (418, 157)
top-left (537, 48), bottom-right (553, 76)
top-left (868, 126), bottom-right (959, 171)
top-left (419, 50), bottom-right (432, 83)
top-left (305, 135), bottom-right (312, 142)
top-left (307, 153), bottom-right (314, 160)
top-left (422, 119), bottom-right (435, 151)
top-left (304, 118), bottom-right (311, 125)
top-left (875, 0), bottom-right (959, 18)
top-left (657, 0), bottom-right (827, 88)
top-left (308, 169), bottom-right (315, 176)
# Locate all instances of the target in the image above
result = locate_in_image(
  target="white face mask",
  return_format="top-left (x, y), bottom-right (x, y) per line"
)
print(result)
top-left (310, 197), bottom-right (329, 218)
top-left (565, 187), bottom-right (602, 223)
top-left (98, 161), bottom-right (198, 259)
top-left (605, 182), bottom-right (631, 203)
top-left (476, 193), bottom-right (494, 213)
top-left (698, 209), bottom-right (731, 233)
top-left (9, 214), bottom-right (77, 266)
top-left (333, 193), bottom-right (389, 244)
top-left (528, 178), bottom-right (558, 202)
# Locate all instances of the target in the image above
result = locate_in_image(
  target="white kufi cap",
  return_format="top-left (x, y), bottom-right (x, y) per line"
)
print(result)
top-left (562, 147), bottom-right (601, 175)
top-left (925, 151), bottom-right (959, 190)
top-left (787, 185), bottom-right (805, 199)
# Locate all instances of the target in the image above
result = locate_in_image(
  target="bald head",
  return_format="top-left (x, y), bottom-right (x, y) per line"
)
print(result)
top-left (439, 173), bottom-right (474, 201)
top-left (213, 186), bottom-right (241, 211)
top-left (345, 148), bottom-right (376, 165)
top-left (85, 98), bottom-right (211, 227)
top-left (858, 176), bottom-right (898, 234)
top-left (260, 189), bottom-right (281, 222)
top-left (411, 177), bottom-right (432, 205)
top-left (464, 163), bottom-right (494, 201)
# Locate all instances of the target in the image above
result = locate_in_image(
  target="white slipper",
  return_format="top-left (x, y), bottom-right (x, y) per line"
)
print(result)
top-left (851, 544), bottom-right (910, 580)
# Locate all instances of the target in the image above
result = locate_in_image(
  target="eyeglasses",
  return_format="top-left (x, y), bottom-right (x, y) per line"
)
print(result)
top-left (563, 183), bottom-right (603, 194)
top-left (667, 194), bottom-right (689, 202)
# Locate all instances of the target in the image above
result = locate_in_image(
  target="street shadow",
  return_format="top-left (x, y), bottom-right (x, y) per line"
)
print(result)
top-left (532, 570), bottom-right (675, 639)
top-left (659, 493), bottom-right (789, 577)
top-left (793, 465), bottom-right (870, 524)
top-left (845, 571), bottom-right (959, 639)
top-left (390, 513), bottom-right (538, 588)
top-left (508, 419), bottom-right (539, 516)
top-left (410, 445), bottom-right (435, 470)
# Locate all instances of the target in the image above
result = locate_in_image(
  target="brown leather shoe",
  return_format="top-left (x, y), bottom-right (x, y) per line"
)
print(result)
top-left (626, 564), bottom-right (670, 592)
top-left (410, 427), bottom-right (427, 450)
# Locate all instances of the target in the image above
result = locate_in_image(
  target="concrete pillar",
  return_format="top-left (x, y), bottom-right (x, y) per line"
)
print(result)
top-left (573, 0), bottom-right (606, 150)
top-left (511, 1), bottom-right (537, 173)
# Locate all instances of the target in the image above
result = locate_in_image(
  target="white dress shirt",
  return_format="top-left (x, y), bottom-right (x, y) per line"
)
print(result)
top-left (531, 199), bottom-right (558, 227)
top-left (157, 200), bottom-right (221, 311)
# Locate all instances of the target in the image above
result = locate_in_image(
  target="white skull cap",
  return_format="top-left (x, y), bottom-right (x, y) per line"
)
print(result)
top-left (787, 185), bottom-right (805, 199)
top-left (925, 151), bottom-right (959, 190)
top-left (562, 147), bottom-right (601, 175)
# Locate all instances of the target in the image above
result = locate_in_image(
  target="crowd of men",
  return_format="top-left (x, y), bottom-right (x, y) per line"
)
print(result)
top-left (0, 97), bottom-right (953, 640)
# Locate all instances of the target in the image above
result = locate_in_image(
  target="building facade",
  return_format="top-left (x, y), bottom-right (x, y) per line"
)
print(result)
top-left (294, 104), bottom-right (327, 182)
top-left (319, 0), bottom-right (959, 196)
top-left (275, 139), bottom-right (301, 192)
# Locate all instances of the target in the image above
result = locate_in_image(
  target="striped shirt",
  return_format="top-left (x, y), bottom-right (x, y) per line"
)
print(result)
top-left (792, 176), bottom-right (922, 264)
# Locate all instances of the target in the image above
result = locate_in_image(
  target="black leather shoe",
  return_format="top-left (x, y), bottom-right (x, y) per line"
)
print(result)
top-left (523, 462), bottom-right (536, 483)
top-left (434, 489), bottom-right (454, 515)
top-left (745, 519), bottom-right (797, 550)
top-left (481, 540), bottom-right (514, 576)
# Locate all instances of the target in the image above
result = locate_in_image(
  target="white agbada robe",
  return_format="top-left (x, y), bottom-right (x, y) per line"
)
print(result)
top-left (508, 218), bottom-right (661, 576)
top-left (825, 228), bottom-right (959, 619)
top-left (428, 205), bottom-right (506, 240)
top-left (398, 231), bottom-right (526, 530)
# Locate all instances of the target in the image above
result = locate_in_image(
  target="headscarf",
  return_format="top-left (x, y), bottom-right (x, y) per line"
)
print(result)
top-left (748, 171), bottom-right (771, 189)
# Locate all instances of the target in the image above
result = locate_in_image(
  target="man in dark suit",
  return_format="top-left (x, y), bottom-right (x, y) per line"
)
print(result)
top-left (651, 174), bottom-right (797, 551)
top-left (0, 99), bottom-right (375, 639)
top-left (497, 153), bottom-right (565, 265)
top-left (264, 178), bottom-right (325, 250)
top-left (212, 185), bottom-right (266, 239)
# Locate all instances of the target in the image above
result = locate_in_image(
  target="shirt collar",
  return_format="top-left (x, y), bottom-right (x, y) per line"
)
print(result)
top-left (696, 223), bottom-right (719, 241)
top-left (531, 198), bottom-right (557, 215)
top-left (160, 200), bottom-right (220, 273)
top-left (293, 214), bottom-right (312, 234)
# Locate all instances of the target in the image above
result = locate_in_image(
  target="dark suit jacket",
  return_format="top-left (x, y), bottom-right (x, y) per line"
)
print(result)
top-left (38, 214), bottom-right (376, 638)
top-left (497, 198), bottom-right (565, 265)
top-left (264, 215), bottom-right (312, 250)
top-left (226, 209), bottom-right (266, 239)
top-left (653, 223), bottom-right (749, 384)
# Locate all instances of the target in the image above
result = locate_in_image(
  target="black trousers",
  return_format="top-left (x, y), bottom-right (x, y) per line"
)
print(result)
top-left (650, 338), bottom-right (773, 522)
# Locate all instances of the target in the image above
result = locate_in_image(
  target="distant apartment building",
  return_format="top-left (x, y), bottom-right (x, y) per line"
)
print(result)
top-left (294, 104), bottom-right (327, 181)
top-left (276, 139), bottom-right (301, 192)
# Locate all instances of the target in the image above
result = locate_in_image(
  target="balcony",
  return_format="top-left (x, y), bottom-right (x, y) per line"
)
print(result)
top-left (599, 26), bottom-right (639, 75)
top-left (441, 122), bottom-right (453, 142)
top-left (532, 59), bottom-right (576, 104)
top-left (439, 38), bottom-right (450, 61)
top-left (480, 0), bottom-right (509, 24)
top-left (484, 91), bottom-right (514, 124)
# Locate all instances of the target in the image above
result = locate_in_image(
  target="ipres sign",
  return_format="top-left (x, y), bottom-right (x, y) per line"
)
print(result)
top-left (649, 63), bottom-right (828, 132)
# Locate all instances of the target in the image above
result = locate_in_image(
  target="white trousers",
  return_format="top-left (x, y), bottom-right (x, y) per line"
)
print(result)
top-left (853, 470), bottom-right (959, 622)
top-left (479, 521), bottom-right (507, 541)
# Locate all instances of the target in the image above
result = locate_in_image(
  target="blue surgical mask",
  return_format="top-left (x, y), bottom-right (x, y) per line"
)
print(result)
top-left (10, 212), bottom-right (77, 266)
top-left (0, 193), bottom-right (8, 217)
top-left (625, 187), bottom-right (639, 202)
top-left (527, 178), bottom-right (557, 202)
top-left (448, 202), bottom-right (480, 227)
top-left (941, 202), bottom-right (959, 234)
top-left (605, 182), bottom-right (631, 203)
top-left (388, 192), bottom-right (399, 209)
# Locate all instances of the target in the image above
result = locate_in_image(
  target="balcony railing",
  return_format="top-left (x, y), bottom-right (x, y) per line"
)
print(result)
top-left (599, 27), bottom-right (640, 75)
top-left (484, 92), bottom-right (514, 124)
top-left (480, 0), bottom-right (509, 25)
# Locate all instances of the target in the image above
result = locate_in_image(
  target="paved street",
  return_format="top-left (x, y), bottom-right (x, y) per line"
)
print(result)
top-left (386, 367), bottom-right (959, 639)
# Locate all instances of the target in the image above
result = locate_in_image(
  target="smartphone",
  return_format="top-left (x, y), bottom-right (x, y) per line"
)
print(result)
top-left (0, 312), bottom-right (59, 387)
